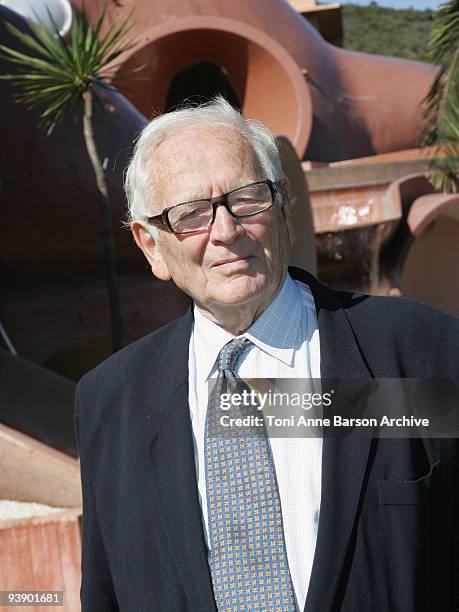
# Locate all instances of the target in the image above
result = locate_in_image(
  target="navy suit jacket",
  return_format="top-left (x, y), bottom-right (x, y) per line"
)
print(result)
top-left (74, 269), bottom-right (459, 611)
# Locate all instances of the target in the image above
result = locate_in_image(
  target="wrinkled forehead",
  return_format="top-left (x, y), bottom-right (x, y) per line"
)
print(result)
top-left (148, 127), bottom-right (263, 211)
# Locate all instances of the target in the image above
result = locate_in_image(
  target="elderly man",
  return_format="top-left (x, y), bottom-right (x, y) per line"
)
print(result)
top-left (75, 98), bottom-right (459, 611)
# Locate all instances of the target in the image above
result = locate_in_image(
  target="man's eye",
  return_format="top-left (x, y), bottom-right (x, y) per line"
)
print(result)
top-left (172, 204), bottom-right (205, 222)
top-left (234, 197), bottom-right (258, 204)
top-left (170, 203), bottom-right (212, 229)
top-left (176, 210), bottom-right (199, 222)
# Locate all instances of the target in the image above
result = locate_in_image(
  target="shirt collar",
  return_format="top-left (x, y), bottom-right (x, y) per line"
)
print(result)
top-left (193, 273), bottom-right (303, 381)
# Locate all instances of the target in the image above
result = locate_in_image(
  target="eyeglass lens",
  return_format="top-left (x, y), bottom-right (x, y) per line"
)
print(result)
top-left (168, 182), bottom-right (273, 233)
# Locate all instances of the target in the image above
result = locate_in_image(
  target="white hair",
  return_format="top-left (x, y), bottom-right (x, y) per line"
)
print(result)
top-left (124, 96), bottom-right (286, 238)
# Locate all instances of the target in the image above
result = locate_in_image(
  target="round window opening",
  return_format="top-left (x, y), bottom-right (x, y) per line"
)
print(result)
top-left (166, 61), bottom-right (241, 111)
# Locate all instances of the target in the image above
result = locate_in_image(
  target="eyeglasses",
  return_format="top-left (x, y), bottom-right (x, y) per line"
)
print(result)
top-left (146, 179), bottom-right (282, 235)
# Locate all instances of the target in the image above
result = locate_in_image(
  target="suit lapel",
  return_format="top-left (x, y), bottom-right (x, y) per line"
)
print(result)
top-left (292, 270), bottom-right (374, 612)
top-left (149, 310), bottom-right (217, 610)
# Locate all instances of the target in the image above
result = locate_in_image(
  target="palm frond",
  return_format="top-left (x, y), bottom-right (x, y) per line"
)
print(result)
top-left (421, 0), bottom-right (459, 193)
top-left (0, 5), bottom-right (142, 131)
top-left (95, 11), bottom-right (135, 62)
top-left (427, 0), bottom-right (459, 65)
top-left (37, 11), bottom-right (76, 70)
top-left (82, 8), bottom-right (106, 71)
top-left (0, 43), bottom-right (72, 78)
top-left (2, 21), bottom-right (56, 62)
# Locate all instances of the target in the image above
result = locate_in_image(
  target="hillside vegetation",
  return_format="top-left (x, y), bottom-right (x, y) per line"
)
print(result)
top-left (341, 2), bottom-right (435, 63)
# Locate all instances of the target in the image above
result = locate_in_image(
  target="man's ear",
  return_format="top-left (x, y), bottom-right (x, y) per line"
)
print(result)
top-left (130, 221), bottom-right (172, 281)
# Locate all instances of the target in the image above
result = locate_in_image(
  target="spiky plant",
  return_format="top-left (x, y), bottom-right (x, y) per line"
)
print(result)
top-left (0, 8), bottom-right (141, 352)
top-left (421, 0), bottom-right (459, 193)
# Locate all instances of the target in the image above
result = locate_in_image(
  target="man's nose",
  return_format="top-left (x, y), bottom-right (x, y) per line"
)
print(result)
top-left (209, 205), bottom-right (242, 243)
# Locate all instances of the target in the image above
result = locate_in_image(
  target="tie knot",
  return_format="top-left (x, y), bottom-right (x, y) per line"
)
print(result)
top-left (218, 337), bottom-right (253, 374)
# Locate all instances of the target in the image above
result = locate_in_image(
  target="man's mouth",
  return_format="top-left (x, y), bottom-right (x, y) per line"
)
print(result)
top-left (212, 256), bottom-right (253, 269)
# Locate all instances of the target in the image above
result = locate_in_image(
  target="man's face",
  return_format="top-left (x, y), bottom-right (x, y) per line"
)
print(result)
top-left (132, 127), bottom-right (290, 319)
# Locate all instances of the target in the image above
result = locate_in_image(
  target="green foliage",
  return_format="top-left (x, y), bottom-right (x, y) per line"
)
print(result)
top-left (421, 0), bottom-right (459, 192)
top-left (0, 8), bottom-right (138, 132)
top-left (341, 2), bottom-right (459, 192)
top-left (342, 3), bottom-right (435, 63)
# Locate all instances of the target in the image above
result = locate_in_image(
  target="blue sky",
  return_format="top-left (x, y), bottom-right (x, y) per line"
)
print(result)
top-left (329, 0), bottom-right (443, 9)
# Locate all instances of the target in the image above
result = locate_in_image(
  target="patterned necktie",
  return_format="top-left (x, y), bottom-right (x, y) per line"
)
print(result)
top-left (205, 337), bottom-right (297, 611)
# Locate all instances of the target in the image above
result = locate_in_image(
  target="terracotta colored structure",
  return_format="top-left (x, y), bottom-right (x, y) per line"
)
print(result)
top-left (0, 423), bottom-right (81, 508)
top-left (305, 151), bottom-right (459, 314)
top-left (289, 0), bottom-right (343, 47)
top-left (73, 0), bottom-right (436, 162)
top-left (303, 149), bottom-right (443, 292)
top-left (381, 177), bottom-right (459, 317)
top-left (0, 509), bottom-right (81, 612)
top-left (0, 423), bottom-right (81, 612)
top-left (401, 192), bottom-right (459, 317)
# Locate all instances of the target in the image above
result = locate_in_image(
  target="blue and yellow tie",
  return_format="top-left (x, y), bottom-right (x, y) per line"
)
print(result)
top-left (205, 337), bottom-right (297, 611)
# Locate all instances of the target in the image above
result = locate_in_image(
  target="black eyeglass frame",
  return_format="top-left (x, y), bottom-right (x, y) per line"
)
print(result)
top-left (146, 179), bottom-right (283, 235)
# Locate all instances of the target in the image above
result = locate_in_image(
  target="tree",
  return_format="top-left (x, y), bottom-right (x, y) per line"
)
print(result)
top-left (422, 0), bottom-right (459, 193)
top-left (0, 7), bottom-right (140, 352)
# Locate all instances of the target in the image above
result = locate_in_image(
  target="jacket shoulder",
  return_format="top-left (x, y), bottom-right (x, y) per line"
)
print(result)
top-left (343, 290), bottom-right (459, 335)
top-left (293, 268), bottom-right (459, 377)
top-left (75, 309), bottom-right (193, 407)
top-left (343, 292), bottom-right (459, 377)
